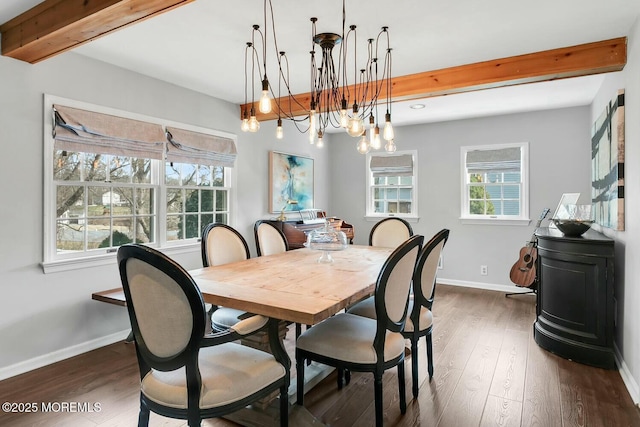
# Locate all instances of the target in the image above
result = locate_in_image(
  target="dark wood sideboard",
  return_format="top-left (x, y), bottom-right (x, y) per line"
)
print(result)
top-left (533, 227), bottom-right (615, 369)
top-left (262, 218), bottom-right (354, 250)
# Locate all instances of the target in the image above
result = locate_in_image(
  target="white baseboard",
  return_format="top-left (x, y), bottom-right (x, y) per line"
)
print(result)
top-left (614, 343), bottom-right (640, 405)
top-left (0, 329), bottom-right (130, 381)
top-left (438, 277), bottom-right (533, 295)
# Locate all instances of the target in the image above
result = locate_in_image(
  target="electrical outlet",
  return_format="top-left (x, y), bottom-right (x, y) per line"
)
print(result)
top-left (480, 265), bottom-right (488, 275)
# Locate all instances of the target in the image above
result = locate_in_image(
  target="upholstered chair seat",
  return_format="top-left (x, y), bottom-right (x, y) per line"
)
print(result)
top-left (210, 308), bottom-right (249, 330)
top-left (141, 340), bottom-right (286, 410)
top-left (296, 313), bottom-right (406, 364)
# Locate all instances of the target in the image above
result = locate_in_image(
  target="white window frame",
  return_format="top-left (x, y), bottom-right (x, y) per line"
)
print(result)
top-left (42, 95), bottom-right (237, 273)
top-left (365, 150), bottom-right (419, 222)
top-left (460, 142), bottom-right (529, 225)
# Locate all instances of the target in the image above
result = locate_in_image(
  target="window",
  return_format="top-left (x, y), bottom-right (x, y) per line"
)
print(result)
top-left (44, 96), bottom-right (237, 272)
top-left (460, 142), bottom-right (529, 224)
top-left (366, 151), bottom-right (418, 219)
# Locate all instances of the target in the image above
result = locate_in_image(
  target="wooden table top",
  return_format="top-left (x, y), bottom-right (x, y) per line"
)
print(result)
top-left (190, 245), bottom-right (392, 325)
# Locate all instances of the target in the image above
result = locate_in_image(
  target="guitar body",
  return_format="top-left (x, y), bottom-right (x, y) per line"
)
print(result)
top-left (509, 208), bottom-right (550, 289)
top-left (509, 246), bottom-right (537, 287)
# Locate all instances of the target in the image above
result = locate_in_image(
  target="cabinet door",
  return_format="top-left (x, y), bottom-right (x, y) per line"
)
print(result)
top-left (538, 253), bottom-right (608, 346)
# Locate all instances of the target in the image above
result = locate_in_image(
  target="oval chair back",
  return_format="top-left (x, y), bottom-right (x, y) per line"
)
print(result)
top-left (404, 228), bottom-right (449, 397)
top-left (369, 217), bottom-right (414, 248)
top-left (117, 244), bottom-right (290, 427)
top-left (201, 223), bottom-right (253, 332)
top-left (254, 220), bottom-right (289, 256)
top-left (201, 223), bottom-right (250, 267)
top-left (119, 244), bottom-right (206, 371)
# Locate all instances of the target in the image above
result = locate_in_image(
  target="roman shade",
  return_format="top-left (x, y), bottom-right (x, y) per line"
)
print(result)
top-left (166, 127), bottom-right (237, 168)
top-left (53, 105), bottom-right (165, 160)
top-left (370, 154), bottom-right (413, 177)
top-left (466, 147), bottom-right (521, 173)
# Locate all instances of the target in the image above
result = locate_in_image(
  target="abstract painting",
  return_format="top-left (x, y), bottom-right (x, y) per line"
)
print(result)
top-left (591, 89), bottom-right (625, 230)
top-left (269, 151), bottom-right (314, 213)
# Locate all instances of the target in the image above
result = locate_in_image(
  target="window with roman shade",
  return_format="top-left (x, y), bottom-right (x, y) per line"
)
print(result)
top-left (165, 126), bottom-right (237, 168)
top-left (366, 151), bottom-right (418, 218)
top-left (44, 96), bottom-right (237, 272)
top-left (461, 143), bottom-right (529, 223)
top-left (370, 153), bottom-right (413, 177)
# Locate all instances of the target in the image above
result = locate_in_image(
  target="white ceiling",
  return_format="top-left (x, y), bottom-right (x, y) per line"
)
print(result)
top-left (2, 0), bottom-right (640, 126)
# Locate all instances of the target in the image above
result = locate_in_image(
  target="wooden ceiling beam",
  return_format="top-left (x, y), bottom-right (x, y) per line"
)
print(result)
top-left (242, 37), bottom-right (627, 121)
top-left (0, 0), bottom-right (194, 64)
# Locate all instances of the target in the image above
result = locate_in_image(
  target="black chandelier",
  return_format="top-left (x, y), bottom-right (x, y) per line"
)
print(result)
top-left (241, 0), bottom-right (397, 153)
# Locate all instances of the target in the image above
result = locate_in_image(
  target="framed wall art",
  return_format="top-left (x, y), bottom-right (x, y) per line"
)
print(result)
top-left (591, 89), bottom-right (625, 231)
top-left (269, 151), bottom-right (314, 213)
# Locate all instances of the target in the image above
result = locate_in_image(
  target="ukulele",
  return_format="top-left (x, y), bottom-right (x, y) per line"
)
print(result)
top-left (509, 208), bottom-right (550, 287)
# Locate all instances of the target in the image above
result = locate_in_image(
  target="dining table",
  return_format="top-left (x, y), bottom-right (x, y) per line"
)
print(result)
top-left (189, 244), bottom-right (394, 426)
top-left (190, 244), bottom-right (393, 326)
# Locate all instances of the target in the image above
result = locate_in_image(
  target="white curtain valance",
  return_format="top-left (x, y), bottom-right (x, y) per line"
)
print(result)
top-left (53, 105), bottom-right (165, 160)
top-left (166, 127), bottom-right (237, 168)
top-left (370, 154), bottom-right (413, 177)
top-left (466, 147), bottom-right (521, 173)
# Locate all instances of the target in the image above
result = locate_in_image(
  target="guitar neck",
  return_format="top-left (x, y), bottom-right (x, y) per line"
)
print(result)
top-left (526, 209), bottom-right (551, 246)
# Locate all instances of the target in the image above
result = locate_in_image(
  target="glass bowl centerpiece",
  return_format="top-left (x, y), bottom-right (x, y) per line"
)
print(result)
top-left (306, 221), bottom-right (348, 263)
top-left (551, 204), bottom-right (593, 237)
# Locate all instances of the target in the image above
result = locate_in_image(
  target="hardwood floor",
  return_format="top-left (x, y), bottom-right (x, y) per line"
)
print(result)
top-left (1, 285), bottom-right (638, 426)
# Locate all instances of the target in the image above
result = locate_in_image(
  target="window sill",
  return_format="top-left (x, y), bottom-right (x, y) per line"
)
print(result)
top-left (41, 243), bottom-right (200, 274)
top-left (460, 217), bottom-right (531, 226)
top-left (365, 215), bottom-right (420, 224)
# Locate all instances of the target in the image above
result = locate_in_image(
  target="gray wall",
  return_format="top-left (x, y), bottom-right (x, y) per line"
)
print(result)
top-left (590, 17), bottom-right (640, 402)
top-left (329, 107), bottom-right (592, 288)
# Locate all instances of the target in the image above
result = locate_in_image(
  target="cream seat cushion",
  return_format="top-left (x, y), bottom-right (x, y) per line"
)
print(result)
top-left (141, 342), bottom-right (286, 409)
top-left (347, 296), bottom-right (433, 333)
top-left (296, 313), bottom-right (405, 364)
top-left (211, 307), bottom-right (248, 330)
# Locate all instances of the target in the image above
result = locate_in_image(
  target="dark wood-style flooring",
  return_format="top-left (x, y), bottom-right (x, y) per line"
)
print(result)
top-left (1, 285), bottom-right (638, 426)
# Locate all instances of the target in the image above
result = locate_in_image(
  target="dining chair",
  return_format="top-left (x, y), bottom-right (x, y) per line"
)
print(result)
top-left (201, 223), bottom-right (254, 332)
top-left (348, 229), bottom-right (450, 397)
top-left (296, 235), bottom-right (424, 427)
top-left (253, 219), bottom-right (306, 337)
top-left (254, 220), bottom-right (289, 256)
top-left (369, 217), bottom-right (414, 248)
top-left (117, 244), bottom-right (290, 427)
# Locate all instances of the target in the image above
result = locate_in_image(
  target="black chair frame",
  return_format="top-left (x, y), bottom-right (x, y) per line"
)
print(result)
top-left (296, 234), bottom-right (424, 427)
top-left (118, 244), bottom-right (290, 427)
top-left (403, 228), bottom-right (449, 397)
